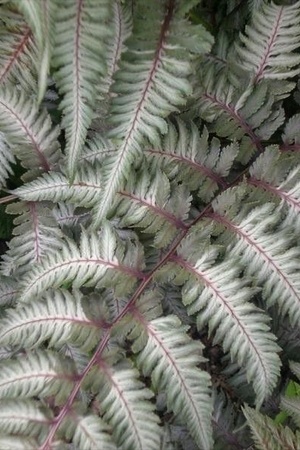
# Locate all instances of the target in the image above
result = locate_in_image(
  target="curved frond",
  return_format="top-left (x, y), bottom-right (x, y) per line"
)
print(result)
top-left (249, 146), bottom-right (300, 228)
top-left (52, 0), bottom-right (111, 177)
top-left (62, 411), bottom-right (117, 450)
top-left (146, 119), bottom-right (238, 202)
top-left (0, 201), bottom-right (63, 277)
top-left (20, 224), bottom-right (144, 302)
top-left (197, 64), bottom-right (284, 162)
top-left (94, 1), bottom-right (132, 124)
top-left (161, 226), bottom-right (281, 404)
top-left (87, 360), bottom-right (161, 450)
top-left (94, 0), bottom-right (213, 223)
top-left (0, 86), bottom-right (61, 178)
top-left (0, 275), bottom-right (18, 306)
top-left (130, 314), bottom-right (213, 450)
top-left (0, 132), bottom-right (15, 188)
top-left (233, 1), bottom-right (300, 82)
top-left (243, 405), bottom-right (300, 450)
top-left (0, 289), bottom-right (103, 351)
top-left (0, 399), bottom-right (53, 439)
top-left (0, 349), bottom-right (75, 403)
top-left (0, 6), bottom-right (37, 91)
top-left (115, 167), bottom-right (191, 247)
top-left (14, 164), bottom-right (102, 209)
top-left (211, 188), bottom-right (300, 327)
top-left (13, 0), bottom-right (57, 102)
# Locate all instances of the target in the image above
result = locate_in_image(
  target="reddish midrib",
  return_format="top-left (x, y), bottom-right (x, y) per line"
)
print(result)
top-left (0, 27), bottom-right (32, 83)
top-left (72, 0), bottom-right (84, 152)
top-left (203, 93), bottom-right (264, 153)
top-left (29, 201), bottom-right (41, 263)
top-left (111, 0), bottom-right (176, 185)
top-left (0, 99), bottom-right (50, 171)
top-left (254, 7), bottom-right (283, 83)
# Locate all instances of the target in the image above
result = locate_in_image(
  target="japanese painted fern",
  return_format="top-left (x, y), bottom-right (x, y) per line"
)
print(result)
top-left (0, 1), bottom-right (299, 449)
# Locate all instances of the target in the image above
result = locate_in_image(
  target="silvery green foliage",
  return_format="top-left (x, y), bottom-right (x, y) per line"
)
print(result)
top-left (0, 1), bottom-right (299, 449)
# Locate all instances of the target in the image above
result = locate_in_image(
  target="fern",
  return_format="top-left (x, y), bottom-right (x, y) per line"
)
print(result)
top-left (0, 1), bottom-right (299, 449)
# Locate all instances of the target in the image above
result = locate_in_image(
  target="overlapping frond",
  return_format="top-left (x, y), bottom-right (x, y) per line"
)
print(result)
top-left (0, 399), bottom-right (53, 441)
top-left (158, 226), bottom-right (281, 404)
top-left (233, 1), bottom-right (300, 82)
top-left (0, 275), bottom-right (18, 307)
top-left (129, 314), bottom-right (213, 450)
top-left (94, 0), bottom-right (213, 224)
top-left (0, 132), bottom-right (15, 188)
top-left (145, 119), bottom-right (238, 202)
top-left (13, 0), bottom-right (57, 102)
top-left (0, 289), bottom-right (103, 351)
top-left (1, 1), bottom-right (300, 449)
top-left (210, 188), bottom-right (300, 327)
top-left (0, 5), bottom-right (37, 91)
top-left (52, 0), bottom-right (111, 178)
top-left (0, 201), bottom-right (62, 277)
top-left (0, 349), bottom-right (75, 403)
top-left (249, 147), bottom-right (300, 227)
top-left (243, 405), bottom-right (300, 450)
top-left (0, 86), bottom-right (61, 178)
top-left (197, 64), bottom-right (284, 162)
top-left (115, 167), bottom-right (191, 247)
top-left (280, 362), bottom-right (300, 429)
top-left (14, 164), bottom-right (102, 209)
top-left (0, 435), bottom-right (39, 450)
top-left (61, 411), bottom-right (116, 450)
top-left (87, 360), bottom-right (161, 450)
top-left (20, 224), bottom-right (144, 302)
top-left (94, 0), bottom-right (132, 125)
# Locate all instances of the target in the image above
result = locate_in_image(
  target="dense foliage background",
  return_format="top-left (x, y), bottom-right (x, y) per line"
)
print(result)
top-left (0, 0), bottom-right (300, 449)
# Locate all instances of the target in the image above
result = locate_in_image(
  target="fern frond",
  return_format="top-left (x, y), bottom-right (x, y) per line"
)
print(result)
top-left (0, 201), bottom-right (63, 277)
top-left (0, 86), bottom-right (61, 178)
top-left (13, 0), bottom-right (57, 102)
top-left (94, 0), bottom-right (132, 125)
top-left (0, 132), bottom-right (15, 188)
top-left (115, 167), bottom-right (191, 247)
top-left (146, 119), bottom-right (238, 202)
top-left (243, 404), bottom-right (300, 450)
top-left (15, 161), bottom-right (190, 247)
top-left (0, 289), bottom-right (103, 351)
top-left (129, 314), bottom-right (213, 450)
top-left (280, 361), bottom-right (300, 429)
top-left (80, 133), bottom-right (116, 163)
top-left (0, 6), bottom-right (37, 91)
top-left (52, 0), bottom-right (111, 178)
top-left (161, 227), bottom-right (281, 404)
top-left (211, 188), bottom-right (300, 327)
top-left (0, 349), bottom-right (75, 404)
top-left (61, 410), bottom-right (116, 450)
top-left (0, 275), bottom-right (18, 306)
top-left (87, 360), bottom-right (162, 450)
top-left (20, 224), bottom-right (144, 302)
top-left (233, 1), bottom-right (300, 82)
top-left (0, 435), bottom-right (39, 450)
top-left (0, 399), bottom-right (52, 439)
top-left (94, 0), bottom-right (213, 224)
top-left (282, 113), bottom-right (300, 149)
top-left (249, 146), bottom-right (300, 227)
top-left (197, 65), bottom-right (284, 162)
top-left (14, 164), bottom-right (102, 209)
top-left (53, 203), bottom-right (91, 229)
